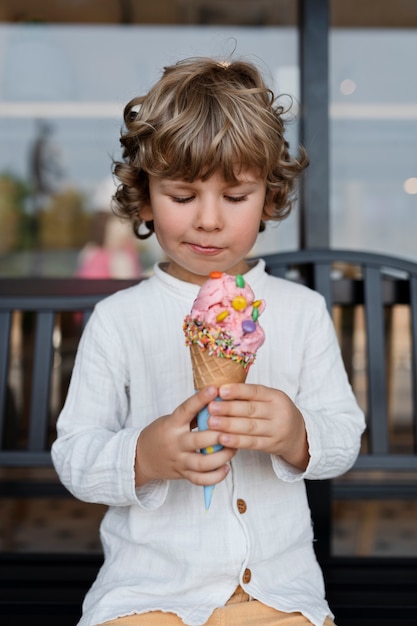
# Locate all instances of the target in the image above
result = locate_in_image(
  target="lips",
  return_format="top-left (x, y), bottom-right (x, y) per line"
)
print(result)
top-left (188, 243), bottom-right (224, 255)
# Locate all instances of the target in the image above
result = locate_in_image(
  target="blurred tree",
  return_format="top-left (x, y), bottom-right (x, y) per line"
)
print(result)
top-left (0, 173), bottom-right (30, 253)
top-left (39, 188), bottom-right (91, 250)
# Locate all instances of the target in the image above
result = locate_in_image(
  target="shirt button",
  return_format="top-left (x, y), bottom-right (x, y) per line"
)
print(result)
top-left (242, 568), bottom-right (252, 584)
top-left (237, 498), bottom-right (247, 514)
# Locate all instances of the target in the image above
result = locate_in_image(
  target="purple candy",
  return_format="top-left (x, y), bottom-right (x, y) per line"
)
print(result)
top-left (242, 320), bottom-right (256, 334)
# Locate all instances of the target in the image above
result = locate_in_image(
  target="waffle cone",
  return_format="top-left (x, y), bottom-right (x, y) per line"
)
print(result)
top-left (190, 343), bottom-right (249, 390)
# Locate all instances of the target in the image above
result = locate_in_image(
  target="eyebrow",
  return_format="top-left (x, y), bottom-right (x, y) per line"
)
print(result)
top-left (158, 181), bottom-right (192, 191)
top-left (157, 178), bottom-right (260, 191)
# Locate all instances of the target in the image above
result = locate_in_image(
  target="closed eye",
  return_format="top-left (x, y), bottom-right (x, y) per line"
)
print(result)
top-left (172, 196), bottom-right (194, 204)
top-left (171, 194), bottom-right (248, 203)
top-left (225, 195), bottom-right (247, 203)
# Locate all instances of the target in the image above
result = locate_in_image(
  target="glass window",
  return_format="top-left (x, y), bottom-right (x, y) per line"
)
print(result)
top-left (330, 0), bottom-right (417, 262)
top-left (0, 3), bottom-right (299, 278)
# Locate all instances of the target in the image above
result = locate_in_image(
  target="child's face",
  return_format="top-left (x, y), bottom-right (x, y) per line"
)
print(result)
top-left (142, 169), bottom-right (270, 285)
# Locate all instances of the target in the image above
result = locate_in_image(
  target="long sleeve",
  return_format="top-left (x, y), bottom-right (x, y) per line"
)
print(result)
top-left (51, 293), bottom-right (169, 509)
top-left (267, 291), bottom-right (365, 481)
top-left (52, 308), bottom-right (133, 506)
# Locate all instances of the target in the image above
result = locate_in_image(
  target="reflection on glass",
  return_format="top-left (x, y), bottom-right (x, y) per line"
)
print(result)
top-left (403, 177), bottom-right (417, 195)
top-left (0, 24), bottom-right (299, 277)
top-left (330, 29), bottom-right (417, 263)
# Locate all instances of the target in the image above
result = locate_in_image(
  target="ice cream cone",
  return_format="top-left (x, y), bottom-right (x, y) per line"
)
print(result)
top-left (190, 343), bottom-right (248, 390)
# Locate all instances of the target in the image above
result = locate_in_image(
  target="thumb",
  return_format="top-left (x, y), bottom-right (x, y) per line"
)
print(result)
top-left (176, 386), bottom-right (219, 427)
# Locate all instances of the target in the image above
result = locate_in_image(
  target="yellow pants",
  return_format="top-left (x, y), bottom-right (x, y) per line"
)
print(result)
top-left (99, 586), bottom-right (336, 626)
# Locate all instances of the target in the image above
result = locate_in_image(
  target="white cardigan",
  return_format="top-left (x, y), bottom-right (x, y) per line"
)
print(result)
top-left (52, 259), bottom-right (365, 626)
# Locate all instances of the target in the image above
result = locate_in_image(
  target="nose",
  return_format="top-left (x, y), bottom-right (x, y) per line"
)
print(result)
top-left (194, 195), bottom-right (223, 231)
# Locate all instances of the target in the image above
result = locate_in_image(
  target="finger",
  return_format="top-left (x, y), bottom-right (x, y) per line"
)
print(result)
top-left (208, 398), bottom-right (265, 420)
top-left (219, 382), bottom-right (271, 402)
top-left (175, 386), bottom-right (218, 426)
top-left (210, 415), bottom-right (274, 450)
top-left (190, 446), bottom-right (236, 473)
top-left (184, 449), bottom-right (235, 486)
top-left (185, 463), bottom-right (231, 487)
top-left (217, 431), bottom-right (269, 452)
top-left (190, 427), bottom-right (233, 453)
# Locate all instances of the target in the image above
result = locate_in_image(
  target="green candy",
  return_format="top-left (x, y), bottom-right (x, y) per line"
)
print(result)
top-left (252, 307), bottom-right (259, 321)
top-left (235, 274), bottom-right (245, 288)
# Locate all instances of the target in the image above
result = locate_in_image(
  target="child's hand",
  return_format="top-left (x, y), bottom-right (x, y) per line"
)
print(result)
top-left (135, 386), bottom-right (236, 488)
top-left (207, 384), bottom-right (310, 471)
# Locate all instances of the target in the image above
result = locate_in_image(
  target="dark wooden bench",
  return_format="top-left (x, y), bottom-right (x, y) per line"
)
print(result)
top-left (1, 249), bottom-right (417, 625)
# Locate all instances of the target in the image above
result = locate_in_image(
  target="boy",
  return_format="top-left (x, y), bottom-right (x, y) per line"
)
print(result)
top-left (52, 57), bottom-right (365, 626)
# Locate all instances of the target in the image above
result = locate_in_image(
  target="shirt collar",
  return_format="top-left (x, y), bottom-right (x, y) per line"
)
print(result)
top-left (152, 258), bottom-right (266, 302)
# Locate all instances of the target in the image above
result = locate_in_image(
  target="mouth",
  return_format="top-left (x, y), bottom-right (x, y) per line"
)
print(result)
top-left (187, 243), bottom-right (224, 256)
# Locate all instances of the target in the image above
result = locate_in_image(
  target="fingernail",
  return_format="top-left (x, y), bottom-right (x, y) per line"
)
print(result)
top-left (220, 385), bottom-right (231, 398)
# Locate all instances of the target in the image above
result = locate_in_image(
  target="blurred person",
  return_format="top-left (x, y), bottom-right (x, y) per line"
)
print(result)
top-left (76, 176), bottom-right (142, 279)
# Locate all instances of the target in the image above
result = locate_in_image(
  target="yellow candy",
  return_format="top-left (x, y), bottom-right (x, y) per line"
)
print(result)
top-left (205, 446), bottom-right (215, 454)
top-left (232, 296), bottom-right (247, 311)
top-left (216, 310), bottom-right (229, 322)
top-left (253, 300), bottom-right (261, 308)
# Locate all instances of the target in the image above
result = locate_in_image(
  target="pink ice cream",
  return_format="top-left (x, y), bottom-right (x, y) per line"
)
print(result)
top-left (183, 271), bottom-right (266, 369)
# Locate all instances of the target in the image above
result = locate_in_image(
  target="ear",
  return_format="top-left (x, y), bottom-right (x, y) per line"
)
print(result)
top-left (139, 203), bottom-right (153, 221)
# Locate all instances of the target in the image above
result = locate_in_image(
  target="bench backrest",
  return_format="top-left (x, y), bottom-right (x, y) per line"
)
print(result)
top-left (262, 248), bottom-right (417, 562)
top-left (1, 249), bottom-right (417, 564)
top-left (0, 278), bottom-right (138, 473)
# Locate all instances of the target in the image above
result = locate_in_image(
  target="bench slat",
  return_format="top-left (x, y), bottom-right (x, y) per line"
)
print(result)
top-left (364, 266), bottom-right (389, 454)
top-left (314, 262), bottom-right (333, 312)
top-left (411, 275), bottom-right (417, 449)
top-left (0, 311), bottom-right (12, 447)
top-left (28, 311), bottom-right (55, 452)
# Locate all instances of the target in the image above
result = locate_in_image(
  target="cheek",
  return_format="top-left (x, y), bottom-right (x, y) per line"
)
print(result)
top-left (154, 219), bottom-right (177, 244)
top-left (229, 207), bottom-right (263, 244)
top-left (231, 222), bottom-right (260, 252)
top-left (152, 204), bottom-right (184, 235)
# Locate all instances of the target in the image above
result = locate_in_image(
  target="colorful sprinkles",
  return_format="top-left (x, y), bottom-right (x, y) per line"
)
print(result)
top-left (183, 317), bottom-right (256, 368)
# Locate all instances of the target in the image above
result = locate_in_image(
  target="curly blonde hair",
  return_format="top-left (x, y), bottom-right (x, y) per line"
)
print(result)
top-left (113, 57), bottom-right (308, 239)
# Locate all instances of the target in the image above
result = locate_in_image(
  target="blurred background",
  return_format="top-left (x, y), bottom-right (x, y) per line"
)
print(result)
top-left (1, 0), bottom-right (417, 558)
top-left (0, 0), bottom-right (416, 278)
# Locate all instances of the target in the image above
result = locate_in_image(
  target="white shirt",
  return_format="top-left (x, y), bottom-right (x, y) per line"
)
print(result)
top-left (51, 259), bottom-right (365, 626)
